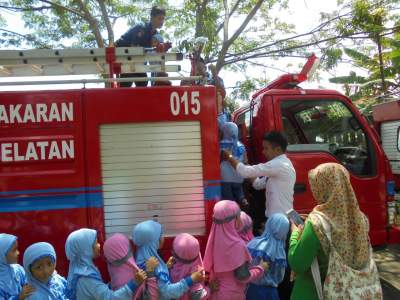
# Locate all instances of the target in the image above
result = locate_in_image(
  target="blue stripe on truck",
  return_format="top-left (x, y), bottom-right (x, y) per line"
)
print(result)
top-left (0, 192), bottom-right (103, 212)
top-left (0, 186), bottom-right (101, 196)
top-left (204, 185), bottom-right (221, 200)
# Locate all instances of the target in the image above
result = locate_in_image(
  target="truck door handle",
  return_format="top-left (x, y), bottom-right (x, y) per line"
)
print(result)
top-left (294, 183), bottom-right (306, 194)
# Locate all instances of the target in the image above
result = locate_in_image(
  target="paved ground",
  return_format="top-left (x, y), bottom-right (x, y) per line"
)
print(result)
top-left (382, 279), bottom-right (400, 299)
top-left (374, 244), bottom-right (400, 299)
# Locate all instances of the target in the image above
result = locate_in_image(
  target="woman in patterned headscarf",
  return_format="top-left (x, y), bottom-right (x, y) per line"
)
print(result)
top-left (288, 163), bottom-right (380, 300)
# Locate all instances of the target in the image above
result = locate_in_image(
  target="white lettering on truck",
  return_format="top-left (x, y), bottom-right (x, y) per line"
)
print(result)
top-left (0, 102), bottom-right (74, 124)
top-left (0, 140), bottom-right (74, 162)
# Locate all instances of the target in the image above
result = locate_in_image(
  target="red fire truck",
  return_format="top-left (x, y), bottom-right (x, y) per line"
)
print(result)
top-left (0, 49), bottom-right (396, 278)
top-left (233, 54), bottom-right (398, 245)
top-left (0, 47), bottom-right (220, 275)
top-left (372, 99), bottom-right (400, 236)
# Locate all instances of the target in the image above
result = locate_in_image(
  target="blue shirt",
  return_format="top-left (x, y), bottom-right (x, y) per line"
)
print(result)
top-left (0, 264), bottom-right (26, 300)
top-left (115, 22), bottom-right (157, 47)
top-left (75, 277), bottom-right (136, 300)
top-left (220, 142), bottom-right (246, 183)
top-left (26, 274), bottom-right (68, 300)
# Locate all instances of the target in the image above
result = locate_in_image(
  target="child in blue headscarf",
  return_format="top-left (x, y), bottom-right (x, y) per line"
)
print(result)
top-left (246, 213), bottom-right (290, 300)
top-left (65, 228), bottom-right (147, 300)
top-left (0, 233), bottom-right (34, 300)
top-left (220, 122), bottom-right (248, 205)
top-left (23, 242), bottom-right (67, 299)
top-left (132, 220), bottom-right (205, 300)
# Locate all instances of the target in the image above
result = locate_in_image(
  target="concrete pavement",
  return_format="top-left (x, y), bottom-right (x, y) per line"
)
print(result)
top-left (373, 244), bottom-right (400, 296)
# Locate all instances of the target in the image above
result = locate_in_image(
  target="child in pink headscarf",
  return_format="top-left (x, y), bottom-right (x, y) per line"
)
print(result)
top-left (238, 211), bottom-right (254, 243)
top-left (169, 233), bottom-right (210, 300)
top-left (203, 200), bottom-right (269, 300)
top-left (103, 233), bottom-right (159, 300)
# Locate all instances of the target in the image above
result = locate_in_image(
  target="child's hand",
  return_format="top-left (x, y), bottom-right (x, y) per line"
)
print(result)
top-left (134, 269), bottom-right (147, 285)
top-left (191, 268), bottom-right (205, 283)
top-left (240, 198), bottom-right (249, 206)
top-left (166, 256), bottom-right (175, 269)
top-left (19, 284), bottom-right (35, 300)
top-left (259, 259), bottom-right (270, 272)
top-left (221, 150), bottom-right (232, 161)
top-left (146, 256), bottom-right (159, 272)
top-left (290, 271), bottom-right (296, 282)
top-left (209, 278), bottom-right (219, 292)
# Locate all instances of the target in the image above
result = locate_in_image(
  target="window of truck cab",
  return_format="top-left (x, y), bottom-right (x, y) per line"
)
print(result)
top-left (280, 98), bottom-right (375, 176)
top-left (236, 109), bottom-right (251, 141)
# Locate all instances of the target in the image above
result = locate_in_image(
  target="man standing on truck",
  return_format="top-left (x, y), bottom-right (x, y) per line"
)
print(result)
top-left (115, 6), bottom-right (171, 87)
top-left (222, 131), bottom-right (296, 300)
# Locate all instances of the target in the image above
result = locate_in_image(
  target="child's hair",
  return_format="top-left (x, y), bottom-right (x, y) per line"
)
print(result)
top-left (263, 131), bottom-right (288, 152)
top-left (151, 6), bottom-right (166, 18)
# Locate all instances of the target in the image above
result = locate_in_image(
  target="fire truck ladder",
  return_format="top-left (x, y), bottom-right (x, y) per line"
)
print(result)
top-left (0, 47), bottom-right (201, 85)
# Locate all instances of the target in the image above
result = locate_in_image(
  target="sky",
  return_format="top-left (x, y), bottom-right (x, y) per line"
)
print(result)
top-left (0, 0), bottom-right (355, 94)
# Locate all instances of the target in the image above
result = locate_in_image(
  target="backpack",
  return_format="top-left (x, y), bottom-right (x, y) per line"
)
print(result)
top-left (312, 212), bottom-right (382, 300)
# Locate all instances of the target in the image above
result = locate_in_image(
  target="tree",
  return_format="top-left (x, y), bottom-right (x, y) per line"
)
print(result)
top-left (0, 0), bottom-right (151, 48)
top-left (1, 0), bottom-right (399, 106)
top-left (326, 0), bottom-right (400, 114)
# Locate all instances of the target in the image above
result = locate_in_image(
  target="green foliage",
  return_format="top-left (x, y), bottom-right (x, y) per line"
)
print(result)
top-left (325, 0), bottom-right (399, 112)
top-left (230, 77), bottom-right (266, 102)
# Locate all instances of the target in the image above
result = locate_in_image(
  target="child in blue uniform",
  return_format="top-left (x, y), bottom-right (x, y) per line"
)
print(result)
top-left (65, 228), bottom-right (147, 300)
top-left (0, 233), bottom-right (34, 300)
top-left (246, 213), bottom-right (290, 300)
top-left (23, 242), bottom-right (68, 299)
top-left (220, 122), bottom-right (248, 206)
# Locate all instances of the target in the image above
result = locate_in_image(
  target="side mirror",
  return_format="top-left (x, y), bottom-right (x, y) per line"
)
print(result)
top-left (397, 127), bottom-right (400, 152)
top-left (348, 117), bottom-right (361, 131)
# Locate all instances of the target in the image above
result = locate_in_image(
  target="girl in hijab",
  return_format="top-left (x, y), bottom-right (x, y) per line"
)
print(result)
top-left (237, 212), bottom-right (254, 243)
top-left (246, 213), bottom-right (289, 300)
top-left (220, 122), bottom-right (248, 206)
top-left (289, 163), bottom-right (381, 300)
top-left (203, 200), bottom-right (268, 300)
top-left (23, 242), bottom-right (67, 299)
top-left (132, 220), bottom-right (205, 300)
top-left (169, 233), bottom-right (210, 300)
top-left (65, 228), bottom-right (147, 300)
top-left (103, 233), bottom-right (159, 300)
top-left (0, 233), bottom-right (34, 300)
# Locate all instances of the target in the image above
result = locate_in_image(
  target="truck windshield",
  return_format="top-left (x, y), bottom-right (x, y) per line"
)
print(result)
top-left (281, 99), bottom-right (374, 176)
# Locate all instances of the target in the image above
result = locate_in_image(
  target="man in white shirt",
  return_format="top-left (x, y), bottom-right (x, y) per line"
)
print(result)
top-left (222, 131), bottom-right (296, 218)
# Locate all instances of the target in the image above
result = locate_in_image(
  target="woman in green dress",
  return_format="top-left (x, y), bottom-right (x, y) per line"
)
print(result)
top-left (288, 163), bottom-right (377, 300)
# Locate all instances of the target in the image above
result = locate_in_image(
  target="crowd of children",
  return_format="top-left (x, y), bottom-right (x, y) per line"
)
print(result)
top-left (0, 200), bottom-right (290, 300)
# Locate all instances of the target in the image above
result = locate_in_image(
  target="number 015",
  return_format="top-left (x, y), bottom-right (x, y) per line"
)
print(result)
top-left (170, 91), bottom-right (200, 116)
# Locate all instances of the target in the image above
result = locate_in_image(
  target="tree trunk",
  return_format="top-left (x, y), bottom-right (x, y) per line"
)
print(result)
top-left (75, 0), bottom-right (104, 47)
top-left (97, 0), bottom-right (114, 46)
top-left (195, 0), bottom-right (208, 38)
top-left (376, 34), bottom-right (386, 98)
top-left (216, 0), bottom-right (265, 74)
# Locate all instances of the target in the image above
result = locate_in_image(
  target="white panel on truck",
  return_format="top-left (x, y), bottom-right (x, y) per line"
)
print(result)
top-left (100, 121), bottom-right (205, 237)
top-left (381, 121), bottom-right (400, 174)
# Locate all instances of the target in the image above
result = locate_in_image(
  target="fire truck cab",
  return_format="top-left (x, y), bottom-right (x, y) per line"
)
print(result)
top-left (233, 55), bottom-right (398, 246)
